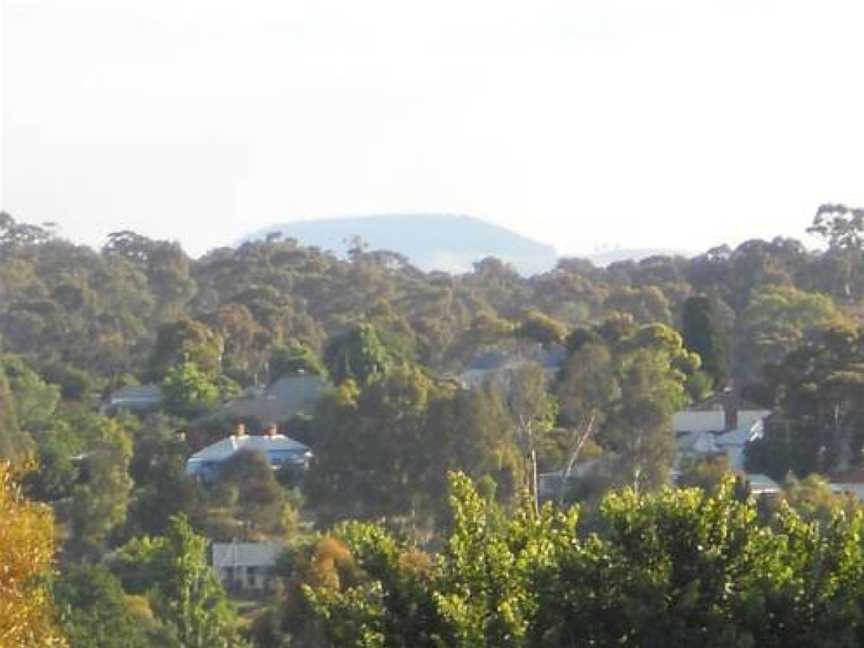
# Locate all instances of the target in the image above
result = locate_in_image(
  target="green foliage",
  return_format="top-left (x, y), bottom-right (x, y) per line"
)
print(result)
top-left (0, 368), bottom-right (28, 461)
top-left (114, 515), bottom-right (246, 647)
top-left (111, 534), bottom-right (171, 595)
top-left (748, 324), bottom-right (864, 478)
top-left (124, 414), bottom-right (207, 538)
top-left (681, 295), bottom-right (728, 386)
top-left (0, 355), bottom-right (61, 429)
top-left (605, 285), bottom-right (673, 324)
top-left (296, 472), bottom-right (864, 647)
top-left (685, 369), bottom-right (714, 402)
top-left (677, 454), bottom-right (734, 494)
top-left (269, 341), bottom-right (327, 379)
top-left (149, 318), bottom-right (224, 381)
top-left (505, 362), bottom-right (558, 506)
top-left (808, 204), bottom-right (864, 301)
top-left (737, 284), bottom-right (844, 379)
top-left (515, 310), bottom-right (567, 347)
top-left (53, 564), bottom-right (150, 648)
top-left (556, 320), bottom-right (689, 495)
top-left (306, 362), bottom-right (525, 524)
top-left (779, 474), bottom-right (861, 524)
top-left (27, 431), bottom-right (80, 501)
top-left (324, 323), bottom-right (390, 386)
top-left (210, 449), bottom-right (297, 539)
top-left (0, 212), bottom-right (853, 406)
top-left (161, 360), bottom-right (220, 417)
top-left (306, 365), bottom-right (444, 522)
top-left (63, 411), bottom-right (135, 558)
top-left (7, 215), bottom-right (864, 643)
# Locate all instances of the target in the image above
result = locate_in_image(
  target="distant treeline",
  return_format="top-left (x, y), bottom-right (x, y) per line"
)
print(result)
top-left (1, 208), bottom-right (860, 393)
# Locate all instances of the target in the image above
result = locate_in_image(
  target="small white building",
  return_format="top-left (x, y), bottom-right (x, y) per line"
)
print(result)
top-left (212, 541), bottom-right (284, 590)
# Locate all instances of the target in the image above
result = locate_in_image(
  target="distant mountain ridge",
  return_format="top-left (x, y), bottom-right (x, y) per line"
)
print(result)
top-left (242, 214), bottom-right (559, 275)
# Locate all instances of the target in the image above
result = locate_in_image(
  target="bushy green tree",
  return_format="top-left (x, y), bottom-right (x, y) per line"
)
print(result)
top-left (149, 318), bottom-right (223, 381)
top-left (737, 284), bottom-right (844, 379)
top-left (681, 295), bottom-right (728, 386)
top-left (748, 324), bottom-right (864, 478)
top-left (113, 515), bottom-right (246, 647)
top-left (269, 341), bottom-right (327, 379)
top-left (161, 360), bottom-right (220, 418)
top-left (515, 310), bottom-right (567, 347)
top-left (53, 564), bottom-right (150, 648)
top-left (555, 320), bottom-right (690, 497)
top-left (297, 472), bottom-right (864, 647)
top-left (324, 323), bottom-right (390, 386)
top-left (306, 365), bottom-right (443, 523)
top-left (65, 413), bottom-right (135, 558)
top-left (125, 414), bottom-right (206, 538)
top-left (210, 449), bottom-right (297, 539)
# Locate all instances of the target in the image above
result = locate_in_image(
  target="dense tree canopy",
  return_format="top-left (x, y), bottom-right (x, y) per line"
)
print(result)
top-left (281, 472), bottom-right (864, 647)
top-left (4, 208), bottom-right (864, 646)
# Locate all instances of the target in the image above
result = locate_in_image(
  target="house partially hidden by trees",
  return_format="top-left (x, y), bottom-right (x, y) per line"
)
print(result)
top-left (185, 424), bottom-right (311, 482)
top-left (461, 343), bottom-right (566, 389)
top-left (193, 373), bottom-right (326, 427)
top-left (211, 541), bottom-right (283, 591)
top-left (101, 384), bottom-right (164, 414)
top-left (673, 389), bottom-right (772, 472)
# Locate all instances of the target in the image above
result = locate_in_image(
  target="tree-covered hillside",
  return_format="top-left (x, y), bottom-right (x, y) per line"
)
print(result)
top-left (6, 205), bottom-right (864, 646)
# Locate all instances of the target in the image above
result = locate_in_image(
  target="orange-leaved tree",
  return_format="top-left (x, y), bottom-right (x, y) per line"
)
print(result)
top-left (0, 461), bottom-right (66, 646)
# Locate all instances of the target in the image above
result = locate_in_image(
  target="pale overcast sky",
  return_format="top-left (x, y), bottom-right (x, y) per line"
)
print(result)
top-left (2, 1), bottom-right (863, 257)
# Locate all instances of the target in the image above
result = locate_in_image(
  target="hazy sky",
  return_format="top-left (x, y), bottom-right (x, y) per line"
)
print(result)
top-left (2, 1), bottom-right (863, 258)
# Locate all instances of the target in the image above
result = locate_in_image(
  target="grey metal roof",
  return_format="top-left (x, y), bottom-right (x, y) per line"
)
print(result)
top-left (188, 434), bottom-right (310, 463)
top-left (212, 542), bottom-right (284, 568)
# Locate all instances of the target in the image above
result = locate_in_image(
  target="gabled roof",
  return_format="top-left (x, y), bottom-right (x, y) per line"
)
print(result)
top-left (212, 542), bottom-right (283, 568)
top-left (188, 434), bottom-right (309, 463)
